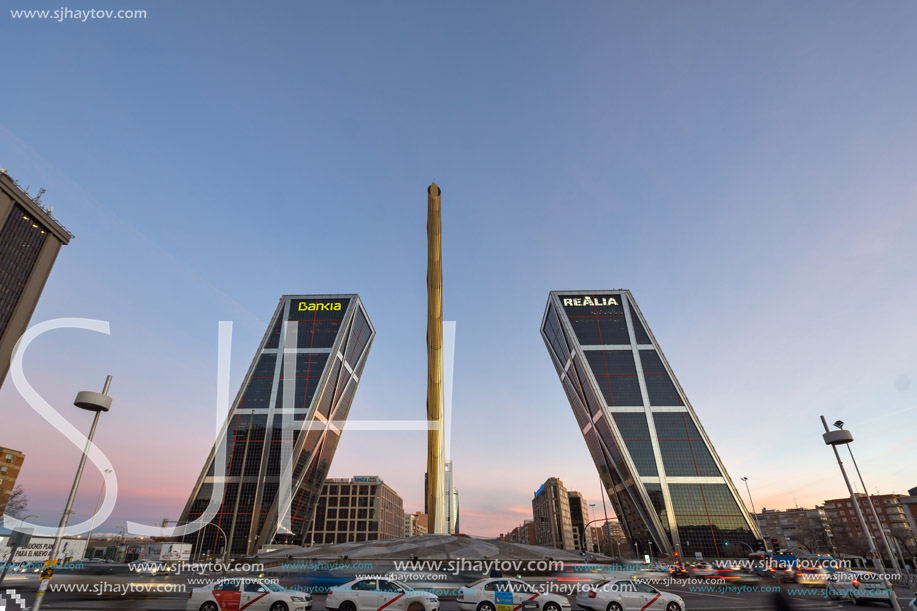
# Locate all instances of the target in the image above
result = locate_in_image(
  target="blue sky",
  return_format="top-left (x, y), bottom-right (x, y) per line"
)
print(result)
top-left (1, 1), bottom-right (916, 537)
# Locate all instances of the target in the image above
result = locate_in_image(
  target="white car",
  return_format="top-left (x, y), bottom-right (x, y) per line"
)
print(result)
top-left (457, 578), bottom-right (570, 611)
top-left (687, 563), bottom-right (715, 579)
top-left (825, 571), bottom-right (894, 605)
top-left (129, 560), bottom-right (174, 575)
top-left (185, 578), bottom-right (311, 611)
top-left (326, 577), bottom-right (439, 611)
top-left (576, 579), bottom-right (685, 611)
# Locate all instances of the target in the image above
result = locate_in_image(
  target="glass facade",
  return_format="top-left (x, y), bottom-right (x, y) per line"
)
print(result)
top-left (178, 295), bottom-right (374, 557)
top-left (541, 291), bottom-right (758, 558)
top-left (0, 204), bottom-right (48, 336)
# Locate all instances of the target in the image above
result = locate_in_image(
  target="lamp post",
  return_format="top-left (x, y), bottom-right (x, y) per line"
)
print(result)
top-left (741, 477), bottom-right (768, 553)
top-left (33, 376), bottom-right (113, 611)
top-left (835, 421), bottom-right (903, 579)
top-left (820, 416), bottom-right (901, 611)
top-left (83, 468), bottom-right (113, 560)
top-left (209, 522), bottom-right (230, 574)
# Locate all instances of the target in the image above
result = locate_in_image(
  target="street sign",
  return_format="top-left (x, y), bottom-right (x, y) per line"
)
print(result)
top-left (694, 552), bottom-right (703, 560)
top-left (39, 559), bottom-right (57, 580)
top-left (8, 529), bottom-right (33, 549)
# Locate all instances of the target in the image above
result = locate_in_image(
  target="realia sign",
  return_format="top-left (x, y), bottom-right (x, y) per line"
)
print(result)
top-left (562, 296), bottom-right (619, 307)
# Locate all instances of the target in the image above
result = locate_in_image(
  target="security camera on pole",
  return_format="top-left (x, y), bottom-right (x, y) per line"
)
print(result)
top-left (820, 415), bottom-right (901, 611)
top-left (32, 376), bottom-right (113, 611)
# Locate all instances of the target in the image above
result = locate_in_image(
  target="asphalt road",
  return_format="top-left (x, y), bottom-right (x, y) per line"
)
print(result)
top-left (1, 572), bottom-right (914, 610)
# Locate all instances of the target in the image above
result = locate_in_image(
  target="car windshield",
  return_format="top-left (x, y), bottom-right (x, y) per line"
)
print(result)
top-left (260, 581), bottom-right (286, 592)
top-left (857, 574), bottom-right (883, 582)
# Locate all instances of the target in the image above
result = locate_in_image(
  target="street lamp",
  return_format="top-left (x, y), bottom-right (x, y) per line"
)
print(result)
top-left (820, 415), bottom-right (902, 611)
top-left (741, 476), bottom-right (768, 553)
top-left (33, 376), bottom-right (113, 611)
top-left (83, 468), bottom-right (113, 560)
top-left (832, 421), bottom-right (903, 579)
top-left (208, 522), bottom-right (230, 573)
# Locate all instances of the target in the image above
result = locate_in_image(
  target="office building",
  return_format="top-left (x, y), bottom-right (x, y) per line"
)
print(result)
top-left (532, 477), bottom-right (575, 550)
top-left (541, 291), bottom-right (760, 558)
top-left (568, 491), bottom-right (594, 552)
top-left (445, 461), bottom-right (460, 534)
top-left (178, 295), bottom-right (375, 556)
top-left (0, 447), bottom-right (25, 516)
top-left (310, 476), bottom-right (404, 544)
top-left (0, 172), bottom-right (72, 388)
top-left (755, 506), bottom-right (834, 554)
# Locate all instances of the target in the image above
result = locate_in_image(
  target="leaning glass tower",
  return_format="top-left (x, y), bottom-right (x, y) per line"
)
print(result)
top-left (541, 290), bottom-right (759, 558)
top-left (177, 295), bottom-right (374, 557)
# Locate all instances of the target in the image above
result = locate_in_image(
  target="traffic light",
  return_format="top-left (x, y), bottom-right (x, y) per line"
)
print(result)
top-left (724, 541), bottom-right (729, 547)
top-left (771, 539), bottom-right (779, 550)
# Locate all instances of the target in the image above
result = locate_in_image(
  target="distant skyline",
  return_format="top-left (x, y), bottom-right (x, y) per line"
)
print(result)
top-left (2, 1), bottom-right (917, 538)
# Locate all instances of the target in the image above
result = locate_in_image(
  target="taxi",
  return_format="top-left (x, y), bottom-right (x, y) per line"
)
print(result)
top-left (326, 576), bottom-right (440, 611)
top-left (186, 578), bottom-right (311, 611)
top-left (576, 579), bottom-right (684, 611)
top-left (457, 578), bottom-right (571, 611)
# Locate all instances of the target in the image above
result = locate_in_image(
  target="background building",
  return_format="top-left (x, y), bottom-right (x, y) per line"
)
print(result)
top-left (310, 476), bottom-right (404, 544)
top-left (502, 520), bottom-right (537, 545)
top-left (824, 493), bottom-right (917, 562)
top-left (900, 487), bottom-right (917, 556)
top-left (589, 520), bottom-right (627, 556)
top-left (404, 512), bottom-right (428, 537)
top-left (755, 506), bottom-right (834, 554)
top-left (178, 295), bottom-right (375, 557)
top-left (541, 291), bottom-right (760, 558)
top-left (532, 477), bottom-right (575, 550)
top-left (0, 447), bottom-right (25, 516)
top-left (0, 172), bottom-right (72, 388)
top-left (444, 461), bottom-right (460, 534)
top-left (567, 490), bottom-right (594, 552)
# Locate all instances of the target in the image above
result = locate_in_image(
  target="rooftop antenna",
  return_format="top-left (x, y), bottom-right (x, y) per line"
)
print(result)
top-left (35, 188), bottom-right (46, 203)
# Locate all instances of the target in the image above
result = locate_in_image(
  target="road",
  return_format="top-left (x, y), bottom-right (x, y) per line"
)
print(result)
top-left (1, 571), bottom-right (914, 610)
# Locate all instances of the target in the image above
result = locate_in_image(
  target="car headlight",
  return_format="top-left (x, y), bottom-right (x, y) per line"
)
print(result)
top-left (291, 596), bottom-right (307, 602)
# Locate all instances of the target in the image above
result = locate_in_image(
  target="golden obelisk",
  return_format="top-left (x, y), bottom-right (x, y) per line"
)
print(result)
top-left (426, 182), bottom-right (446, 534)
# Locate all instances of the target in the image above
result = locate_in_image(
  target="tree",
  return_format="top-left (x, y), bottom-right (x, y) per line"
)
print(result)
top-left (794, 523), bottom-right (831, 555)
top-left (4, 484), bottom-right (29, 518)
